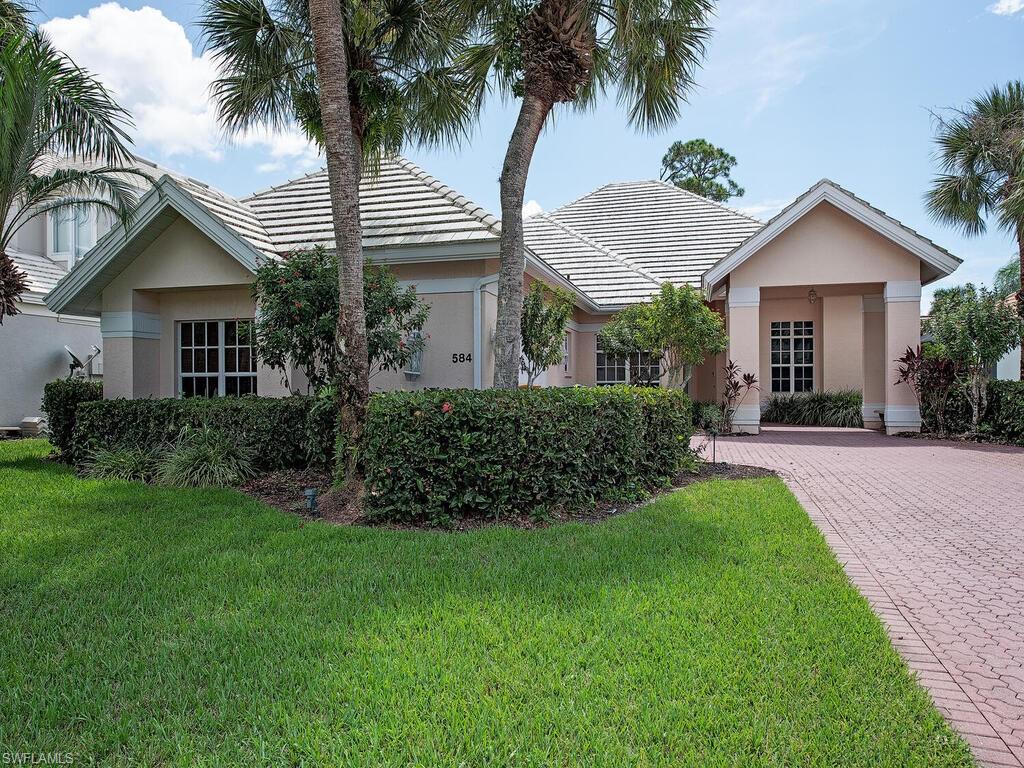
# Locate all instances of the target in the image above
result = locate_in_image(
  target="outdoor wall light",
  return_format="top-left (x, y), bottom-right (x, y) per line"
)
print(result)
top-left (807, 287), bottom-right (818, 305)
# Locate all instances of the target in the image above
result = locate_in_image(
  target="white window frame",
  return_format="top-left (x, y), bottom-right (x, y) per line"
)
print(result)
top-left (770, 320), bottom-right (815, 393)
top-left (178, 319), bottom-right (257, 398)
top-left (562, 331), bottom-right (572, 375)
top-left (50, 206), bottom-right (97, 266)
top-left (596, 344), bottom-right (661, 386)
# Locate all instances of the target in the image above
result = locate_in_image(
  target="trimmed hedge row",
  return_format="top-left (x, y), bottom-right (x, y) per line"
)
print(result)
top-left (362, 386), bottom-right (693, 524)
top-left (41, 379), bottom-right (103, 457)
top-left (69, 396), bottom-right (336, 470)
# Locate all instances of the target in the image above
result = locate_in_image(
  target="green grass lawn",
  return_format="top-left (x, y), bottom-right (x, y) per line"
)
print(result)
top-left (0, 439), bottom-right (972, 767)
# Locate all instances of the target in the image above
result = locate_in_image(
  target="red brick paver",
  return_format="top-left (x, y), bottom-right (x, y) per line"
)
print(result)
top-left (702, 427), bottom-right (1024, 768)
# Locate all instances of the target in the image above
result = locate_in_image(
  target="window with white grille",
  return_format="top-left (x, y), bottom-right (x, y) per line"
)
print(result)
top-left (770, 320), bottom-right (814, 393)
top-left (179, 319), bottom-right (257, 397)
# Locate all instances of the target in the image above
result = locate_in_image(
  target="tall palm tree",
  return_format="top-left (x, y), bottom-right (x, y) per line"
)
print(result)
top-left (927, 81), bottom-right (1024, 378)
top-left (462, 0), bottom-right (715, 389)
top-left (201, 0), bottom-right (479, 478)
top-left (0, 31), bottom-right (145, 323)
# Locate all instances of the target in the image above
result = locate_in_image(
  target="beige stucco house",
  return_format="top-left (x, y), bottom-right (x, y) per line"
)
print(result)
top-left (44, 157), bottom-right (961, 435)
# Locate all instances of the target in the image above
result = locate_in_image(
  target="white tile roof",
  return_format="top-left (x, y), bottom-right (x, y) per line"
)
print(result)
top-left (531, 181), bottom-right (764, 293)
top-left (10, 250), bottom-right (66, 301)
top-left (243, 157), bottom-right (500, 253)
top-left (523, 214), bottom-right (661, 306)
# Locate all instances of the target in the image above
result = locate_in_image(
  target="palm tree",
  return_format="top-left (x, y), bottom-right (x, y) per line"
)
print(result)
top-left (201, 0), bottom-right (479, 478)
top-left (462, 0), bottom-right (715, 389)
top-left (927, 81), bottom-right (1024, 378)
top-left (0, 31), bottom-right (145, 323)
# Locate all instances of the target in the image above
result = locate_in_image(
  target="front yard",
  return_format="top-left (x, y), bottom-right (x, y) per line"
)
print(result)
top-left (0, 439), bottom-right (972, 766)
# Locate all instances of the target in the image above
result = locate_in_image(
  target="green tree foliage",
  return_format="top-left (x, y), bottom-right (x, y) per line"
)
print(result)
top-left (201, 0), bottom-right (479, 167)
top-left (660, 138), bottom-right (744, 202)
top-left (0, 30), bottom-right (146, 322)
top-left (926, 82), bottom-right (1024, 376)
top-left (251, 247), bottom-right (429, 391)
top-left (519, 281), bottom-right (573, 386)
top-left (926, 284), bottom-right (1022, 431)
top-left (600, 283), bottom-right (727, 388)
top-left (993, 258), bottom-right (1020, 300)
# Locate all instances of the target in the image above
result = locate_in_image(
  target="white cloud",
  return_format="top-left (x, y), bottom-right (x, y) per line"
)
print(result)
top-left (737, 198), bottom-right (789, 221)
top-left (41, 3), bottom-right (319, 169)
top-left (705, 0), bottom-right (885, 116)
top-left (522, 200), bottom-right (543, 218)
top-left (988, 0), bottom-right (1024, 14)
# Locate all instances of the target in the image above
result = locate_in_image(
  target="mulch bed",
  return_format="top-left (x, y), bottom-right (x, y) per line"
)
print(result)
top-left (241, 461), bottom-right (777, 532)
top-left (895, 431), bottom-right (1024, 447)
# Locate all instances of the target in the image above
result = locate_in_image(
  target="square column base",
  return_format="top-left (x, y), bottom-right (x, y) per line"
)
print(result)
top-left (884, 404), bottom-right (921, 435)
top-left (731, 403), bottom-right (761, 435)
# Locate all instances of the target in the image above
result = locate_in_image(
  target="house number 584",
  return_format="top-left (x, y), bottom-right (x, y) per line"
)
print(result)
top-left (452, 353), bottom-right (472, 364)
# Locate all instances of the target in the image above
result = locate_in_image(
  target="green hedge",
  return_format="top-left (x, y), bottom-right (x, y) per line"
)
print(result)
top-left (362, 386), bottom-right (693, 525)
top-left (69, 396), bottom-right (336, 470)
top-left (41, 379), bottom-right (103, 458)
top-left (762, 390), bottom-right (863, 428)
top-left (988, 380), bottom-right (1024, 440)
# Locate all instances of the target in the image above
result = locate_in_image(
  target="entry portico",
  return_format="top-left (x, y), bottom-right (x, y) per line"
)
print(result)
top-left (702, 180), bottom-right (961, 435)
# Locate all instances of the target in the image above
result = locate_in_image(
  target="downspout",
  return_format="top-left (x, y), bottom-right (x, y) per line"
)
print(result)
top-left (473, 273), bottom-right (500, 389)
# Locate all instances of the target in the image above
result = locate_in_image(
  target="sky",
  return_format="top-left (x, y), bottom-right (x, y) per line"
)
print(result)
top-left (33, 0), bottom-right (1024, 308)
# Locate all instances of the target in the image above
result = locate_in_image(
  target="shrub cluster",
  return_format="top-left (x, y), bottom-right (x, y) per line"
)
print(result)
top-left (41, 379), bottom-right (103, 457)
top-left (70, 395), bottom-right (335, 470)
top-left (988, 380), bottom-right (1024, 441)
top-left (762, 390), bottom-right (863, 428)
top-left (361, 386), bottom-right (693, 525)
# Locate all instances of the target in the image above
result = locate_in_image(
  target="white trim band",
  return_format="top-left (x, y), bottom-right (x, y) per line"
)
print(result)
top-left (883, 281), bottom-right (922, 303)
top-left (862, 295), bottom-right (884, 313)
top-left (101, 311), bottom-right (161, 339)
top-left (727, 286), bottom-right (760, 309)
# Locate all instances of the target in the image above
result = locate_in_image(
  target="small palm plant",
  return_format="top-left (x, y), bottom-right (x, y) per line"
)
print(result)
top-left (459, 0), bottom-right (715, 388)
top-left (0, 30), bottom-right (147, 322)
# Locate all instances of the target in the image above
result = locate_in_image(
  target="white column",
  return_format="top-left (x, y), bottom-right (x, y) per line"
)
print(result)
top-left (883, 281), bottom-right (922, 434)
top-left (726, 286), bottom-right (760, 434)
top-left (861, 295), bottom-right (885, 428)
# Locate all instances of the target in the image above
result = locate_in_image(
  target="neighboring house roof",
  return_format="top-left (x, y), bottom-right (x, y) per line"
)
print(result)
top-left (243, 157), bottom-right (501, 253)
top-left (528, 181), bottom-right (763, 291)
top-left (703, 179), bottom-right (962, 290)
top-left (11, 251), bottom-right (66, 303)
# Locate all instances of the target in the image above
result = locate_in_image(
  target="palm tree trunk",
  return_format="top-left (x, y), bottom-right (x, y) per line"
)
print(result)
top-left (1017, 222), bottom-right (1024, 380)
top-left (492, 88), bottom-right (552, 389)
top-left (307, 0), bottom-right (369, 483)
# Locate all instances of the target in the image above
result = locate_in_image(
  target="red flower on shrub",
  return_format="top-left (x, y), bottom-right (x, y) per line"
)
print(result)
top-left (441, 402), bottom-right (453, 414)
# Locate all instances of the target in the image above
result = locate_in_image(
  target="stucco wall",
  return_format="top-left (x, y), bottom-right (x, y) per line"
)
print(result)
top-left (372, 289), bottom-right (476, 391)
top-left (822, 294), bottom-right (864, 391)
top-left (0, 304), bottom-right (101, 425)
top-left (731, 202), bottom-right (921, 289)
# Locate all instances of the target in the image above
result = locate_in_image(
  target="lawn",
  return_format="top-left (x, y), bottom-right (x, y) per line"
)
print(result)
top-left (0, 439), bottom-right (972, 767)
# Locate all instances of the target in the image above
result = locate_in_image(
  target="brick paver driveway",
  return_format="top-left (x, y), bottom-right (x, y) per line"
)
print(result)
top-left (706, 427), bottom-right (1024, 767)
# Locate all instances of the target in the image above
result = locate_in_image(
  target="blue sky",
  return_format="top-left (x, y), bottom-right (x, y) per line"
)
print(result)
top-left (34, 0), bottom-right (1024, 307)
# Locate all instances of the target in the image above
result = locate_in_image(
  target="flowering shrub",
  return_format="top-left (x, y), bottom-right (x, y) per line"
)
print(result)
top-left (361, 386), bottom-right (693, 525)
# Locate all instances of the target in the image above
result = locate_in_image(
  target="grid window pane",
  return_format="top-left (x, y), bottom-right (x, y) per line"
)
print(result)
top-left (180, 319), bottom-right (256, 398)
top-left (768, 320), bottom-right (813, 394)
